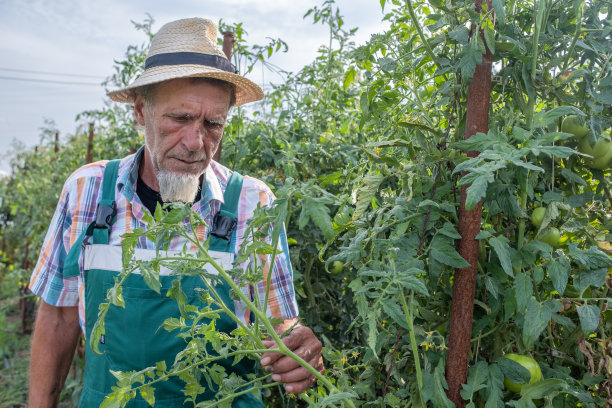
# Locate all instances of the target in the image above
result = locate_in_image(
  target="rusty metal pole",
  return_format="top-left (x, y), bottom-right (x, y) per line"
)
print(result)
top-left (214, 32), bottom-right (236, 163)
top-left (86, 123), bottom-right (94, 164)
top-left (55, 132), bottom-right (59, 153)
top-left (445, 0), bottom-right (493, 405)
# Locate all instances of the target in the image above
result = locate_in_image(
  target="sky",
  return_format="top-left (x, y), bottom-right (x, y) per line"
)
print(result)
top-left (0, 0), bottom-right (388, 174)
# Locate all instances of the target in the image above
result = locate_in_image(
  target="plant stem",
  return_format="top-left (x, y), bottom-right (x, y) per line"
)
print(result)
top-left (188, 234), bottom-right (355, 407)
top-left (405, 0), bottom-right (441, 70)
top-left (561, 3), bottom-right (583, 74)
top-left (400, 290), bottom-right (425, 407)
top-left (195, 382), bottom-right (280, 408)
top-left (469, 324), bottom-right (500, 343)
top-left (125, 351), bottom-right (275, 393)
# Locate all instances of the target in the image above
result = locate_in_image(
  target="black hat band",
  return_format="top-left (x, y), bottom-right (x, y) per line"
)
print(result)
top-left (145, 52), bottom-right (237, 73)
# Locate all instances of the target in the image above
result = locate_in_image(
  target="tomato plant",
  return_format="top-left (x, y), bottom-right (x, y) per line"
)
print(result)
top-left (1, 0), bottom-right (612, 406)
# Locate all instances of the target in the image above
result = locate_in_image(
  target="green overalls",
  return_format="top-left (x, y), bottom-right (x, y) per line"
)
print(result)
top-left (64, 160), bottom-right (264, 407)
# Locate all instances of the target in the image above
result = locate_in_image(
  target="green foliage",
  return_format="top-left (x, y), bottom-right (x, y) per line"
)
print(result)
top-left (1, 0), bottom-right (612, 406)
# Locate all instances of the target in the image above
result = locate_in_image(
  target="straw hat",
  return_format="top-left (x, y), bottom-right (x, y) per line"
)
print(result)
top-left (107, 18), bottom-right (263, 107)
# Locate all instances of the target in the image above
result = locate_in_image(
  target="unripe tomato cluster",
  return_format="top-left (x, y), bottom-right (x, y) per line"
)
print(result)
top-left (530, 206), bottom-right (561, 247)
top-left (562, 115), bottom-right (612, 170)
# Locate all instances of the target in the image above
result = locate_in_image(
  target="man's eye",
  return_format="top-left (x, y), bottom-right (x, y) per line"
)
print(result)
top-left (205, 121), bottom-right (224, 129)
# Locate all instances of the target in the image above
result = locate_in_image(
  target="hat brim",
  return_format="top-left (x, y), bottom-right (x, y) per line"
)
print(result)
top-left (106, 64), bottom-right (263, 107)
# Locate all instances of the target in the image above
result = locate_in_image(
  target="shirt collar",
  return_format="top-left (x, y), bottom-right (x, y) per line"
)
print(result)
top-left (118, 145), bottom-right (224, 206)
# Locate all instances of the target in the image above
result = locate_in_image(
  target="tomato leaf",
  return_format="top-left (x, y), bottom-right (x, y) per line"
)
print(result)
top-left (485, 364), bottom-right (505, 408)
top-left (298, 196), bottom-right (334, 241)
top-left (316, 392), bottom-right (359, 406)
top-left (397, 274), bottom-right (430, 296)
top-left (533, 106), bottom-right (584, 128)
top-left (520, 379), bottom-right (567, 400)
top-left (522, 298), bottom-right (552, 348)
top-left (489, 236), bottom-right (514, 277)
top-left (551, 313), bottom-right (576, 329)
top-left (452, 131), bottom-right (500, 151)
top-left (430, 244), bottom-right (470, 268)
top-left (367, 311), bottom-right (379, 360)
top-left (433, 360), bottom-right (455, 408)
top-left (139, 261), bottom-right (161, 294)
top-left (90, 302), bottom-right (109, 355)
top-left (515, 273), bottom-right (532, 312)
top-left (498, 357), bottom-right (531, 384)
top-left (574, 268), bottom-right (608, 292)
top-left (460, 361), bottom-right (489, 402)
top-left (107, 282), bottom-right (125, 308)
top-left (352, 172), bottom-right (384, 221)
top-left (344, 68), bottom-right (356, 90)
top-left (381, 299), bottom-right (409, 329)
top-left (138, 384), bottom-right (155, 406)
top-left (568, 244), bottom-right (612, 270)
top-left (449, 26), bottom-right (470, 44)
top-left (491, 0), bottom-right (506, 24)
top-left (547, 256), bottom-right (571, 295)
top-left (167, 279), bottom-right (188, 318)
top-left (576, 304), bottom-right (600, 335)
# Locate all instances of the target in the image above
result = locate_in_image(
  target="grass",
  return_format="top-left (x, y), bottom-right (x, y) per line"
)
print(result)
top-left (0, 293), bottom-right (80, 408)
top-left (0, 299), bottom-right (31, 408)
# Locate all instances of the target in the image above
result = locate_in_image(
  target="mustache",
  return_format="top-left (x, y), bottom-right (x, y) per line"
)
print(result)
top-left (167, 151), bottom-right (207, 162)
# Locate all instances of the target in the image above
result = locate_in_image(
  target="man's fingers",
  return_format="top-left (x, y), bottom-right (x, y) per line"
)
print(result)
top-left (260, 349), bottom-right (283, 368)
top-left (261, 326), bottom-right (322, 369)
top-left (284, 376), bottom-right (317, 394)
top-left (260, 323), bottom-right (324, 394)
top-left (271, 366), bottom-right (310, 384)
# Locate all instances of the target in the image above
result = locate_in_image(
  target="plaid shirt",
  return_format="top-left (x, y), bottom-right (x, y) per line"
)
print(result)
top-left (29, 147), bottom-right (298, 330)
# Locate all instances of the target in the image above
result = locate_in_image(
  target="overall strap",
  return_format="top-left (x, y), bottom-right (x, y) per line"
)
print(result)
top-left (64, 160), bottom-right (121, 278)
top-left (209, 172), bottom-right (243, 253)
top-left (92, 160), bottom-right (120, 245)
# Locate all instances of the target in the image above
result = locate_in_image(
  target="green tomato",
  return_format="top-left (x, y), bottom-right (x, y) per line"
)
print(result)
top-left (329, 261), bottom-right (344, 275)
top-left (530, 207), bottom-right (546, 228)
top-left (578, 137), bottom-right (612, 159)
top-left (503, 354), bottom-right (543, 393)
top-left (538, 227), bottom-right (560, 248)
top-left (561, 115), bottom-right (588, 139)
top-left (586, 143), bottom-right (612, 170)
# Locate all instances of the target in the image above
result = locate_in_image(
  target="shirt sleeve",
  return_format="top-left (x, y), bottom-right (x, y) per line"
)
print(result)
top-left (29, 179), bottom-right (78, 306)
top-left (233, 181), bottom-right (299, 324)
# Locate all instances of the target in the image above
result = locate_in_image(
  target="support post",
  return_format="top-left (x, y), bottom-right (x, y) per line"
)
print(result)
top-left (86, 123), bottom-right (94, 164)
top-left (445, 0), bottom-right (493, 405)
top-left (55, 132), bottom-right (59, 153)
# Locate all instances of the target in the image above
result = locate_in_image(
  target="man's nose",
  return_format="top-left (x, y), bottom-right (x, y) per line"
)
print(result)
top-left (181, 123), bottom-right (205, 151)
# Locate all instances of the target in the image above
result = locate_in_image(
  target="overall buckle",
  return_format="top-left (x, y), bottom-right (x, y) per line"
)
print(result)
top-left (211, 213), bottom-right (237, 241)
top-left (95, 202), bottom-right (117, 229)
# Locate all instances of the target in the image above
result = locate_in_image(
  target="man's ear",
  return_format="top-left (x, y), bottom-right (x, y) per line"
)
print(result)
top-left (133, 95), bottom-right (146, 126)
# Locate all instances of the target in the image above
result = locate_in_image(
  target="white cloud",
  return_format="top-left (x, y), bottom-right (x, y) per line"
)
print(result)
top-left (0, 0), bottom-right (387, 172)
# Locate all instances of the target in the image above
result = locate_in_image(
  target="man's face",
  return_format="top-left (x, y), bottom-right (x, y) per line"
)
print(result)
top-left (134, 78), bottom-right (231, 197)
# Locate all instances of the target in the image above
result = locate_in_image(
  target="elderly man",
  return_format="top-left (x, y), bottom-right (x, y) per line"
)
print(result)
top-left (28, 18), bottom-right (322, 407)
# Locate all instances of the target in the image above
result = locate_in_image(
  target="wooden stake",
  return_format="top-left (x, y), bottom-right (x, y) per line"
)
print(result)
top-left (86, 123), bottom-right (94, 164)
top-left (445, 0), bottom-right (494, 405)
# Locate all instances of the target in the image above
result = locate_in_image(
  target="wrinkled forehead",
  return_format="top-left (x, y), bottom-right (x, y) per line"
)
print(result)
top-left (137, 77), bottom-right (235, 108)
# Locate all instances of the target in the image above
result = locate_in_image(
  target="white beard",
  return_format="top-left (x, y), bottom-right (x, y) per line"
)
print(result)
top-left (157, 170), bottom-right (200, 203)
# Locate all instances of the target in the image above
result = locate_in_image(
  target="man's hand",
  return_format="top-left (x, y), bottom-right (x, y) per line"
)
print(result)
top-left (260, 321), bottom-right (324, 394)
